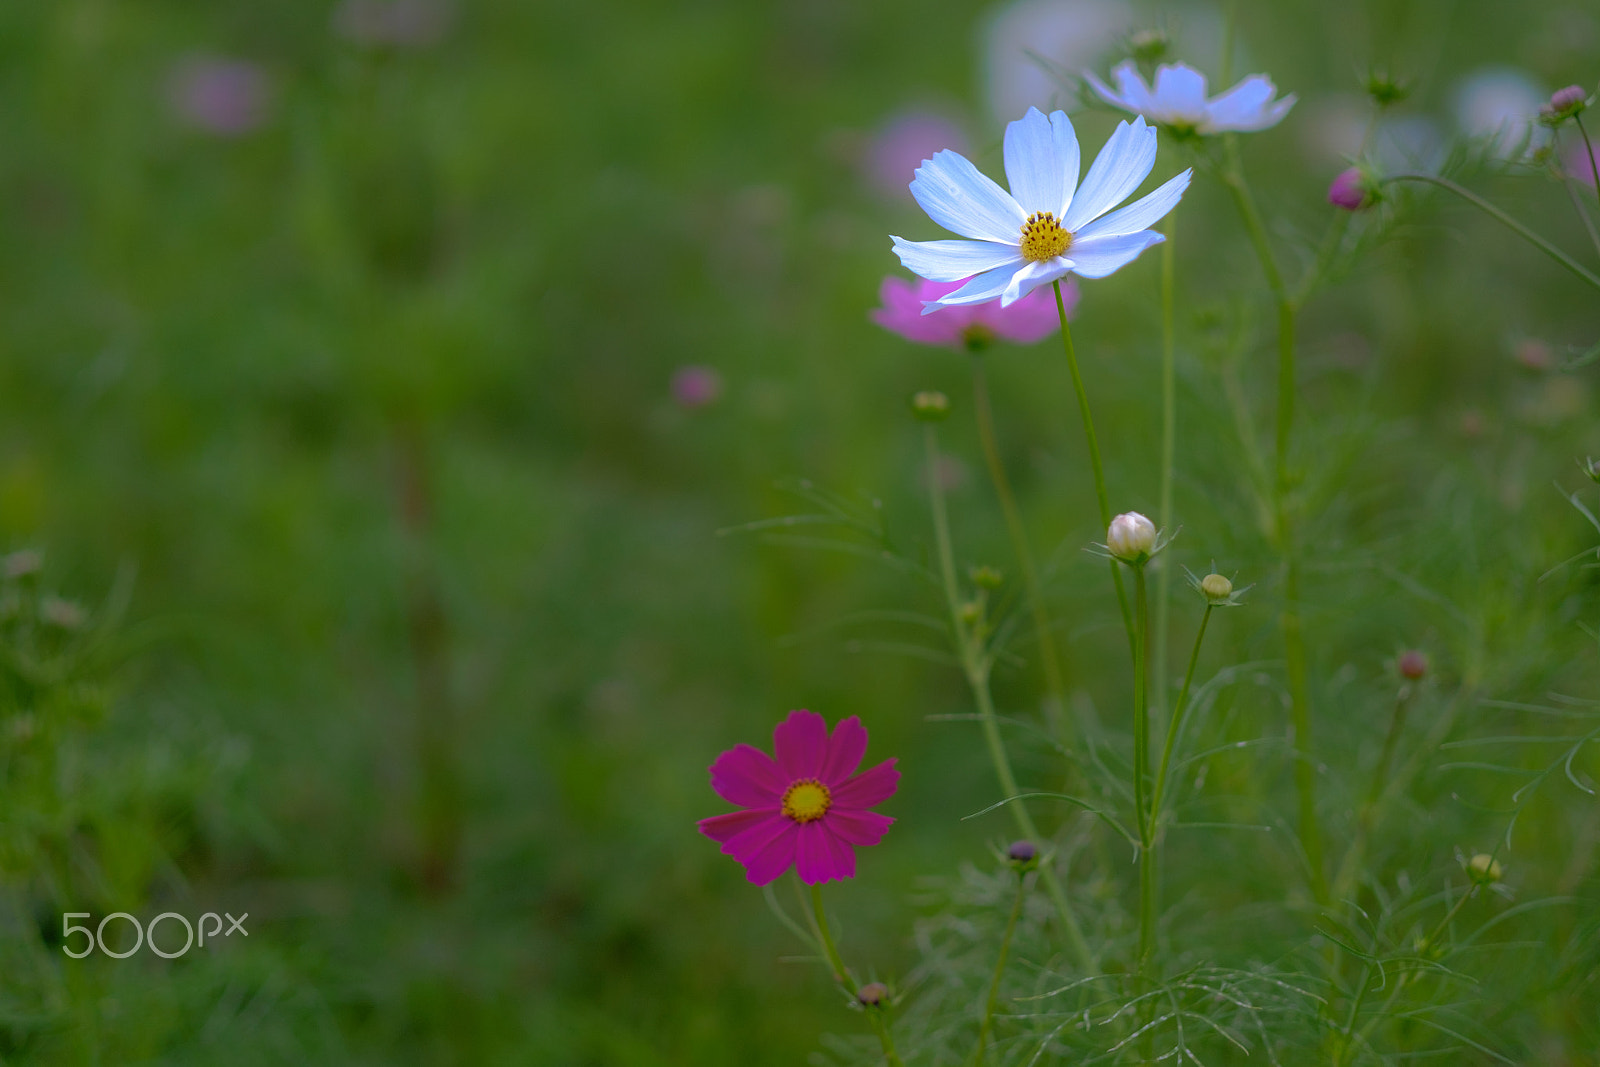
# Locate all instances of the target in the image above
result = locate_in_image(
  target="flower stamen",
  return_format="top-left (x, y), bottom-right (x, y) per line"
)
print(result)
top-left (1019, 211), bottom-right (1072, 263)
top-left (781, 778), bottom-right (832, 823)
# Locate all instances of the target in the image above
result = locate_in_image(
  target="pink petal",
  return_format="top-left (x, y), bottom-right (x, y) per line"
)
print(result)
top-left (825, 808), bottom-right (894, 847)
top-left (821, 824), bottom-right (857, 879)
top-left (773, 710), bottom-right (828, 779)
top-left (833, 757), bottom-right (900, 810)
top-left (721, 810), bottom-right (794, 863)
top-left (708, 743), bottom-right (786, 807)
top-left (698, 808), bottom-right (778, 844)
top-left (979, 278), bottom-right (1072, 343)
top-left (742, 821), bottom-right (800, 885)
top-left (871, 276), bottom-right (966, 346)
top-left (820, 716), bottom-right (868, 786)
top-left (796, 821), bottom-right (852, 884)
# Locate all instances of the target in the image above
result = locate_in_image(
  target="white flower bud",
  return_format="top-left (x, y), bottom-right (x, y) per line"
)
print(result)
top-left (1106, 512), bottom-right (1157, 563)
top-left (1200, 573), bottom-right (1233, 601)
top-left (1467, 853), bottom-right (1503, 884)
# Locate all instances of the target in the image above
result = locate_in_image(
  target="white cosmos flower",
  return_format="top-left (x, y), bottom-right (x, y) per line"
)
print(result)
top-left (891, 108), bottom-right (1190, 313)
top-left (1085, 61), bottom-right (1295, 135)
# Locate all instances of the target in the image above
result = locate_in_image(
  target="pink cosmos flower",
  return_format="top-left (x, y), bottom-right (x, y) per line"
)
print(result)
top-left (167, 56), bottom-right (270, 137)
top-left (871, 276), bottom-right (1074, 349)
top-left (698, 710), bottom-right (898, 885)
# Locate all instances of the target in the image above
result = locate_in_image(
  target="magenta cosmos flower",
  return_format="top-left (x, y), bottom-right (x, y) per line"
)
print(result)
top-left (871, 276), bottom-right (1076, 349)
top-left (699, 710), bottom-right (898, 885)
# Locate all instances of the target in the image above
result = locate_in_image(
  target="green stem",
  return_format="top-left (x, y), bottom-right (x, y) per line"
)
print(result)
top-left (1154, 221), bottom-right (1177, 724)
top-left (1576, 114), bottom-right (1600, 211)
top-left (1331, 685), bottom-right (1412, 902)
top-left (1381, 172), bottom-right (1600, 291)
top-left (1224, 138), bottom-right (1326, 902)
top-left (970, 354), bottom-right (1072, 729)
top-left (925, 425), bottom-right (1095, 971)
top-left (1054, 281), bottom-right (1135, 649)
top-left (1149, 604), bottom-right (1213, 836)
top-left (1132, 565), bottom-right (1154, 969)
top-left (975, 872), bottom-right (1029, 1065)
top-left (809, 884), bottom-right (904, 1067)
top-left (1348, 882), bottom-right (1483, 1054)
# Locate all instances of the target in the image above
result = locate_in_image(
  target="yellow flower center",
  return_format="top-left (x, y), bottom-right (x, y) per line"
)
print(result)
top-left (1019, 211), bottom-right (1072, 263)
top-left (781, 778), bottom-right (831, 823)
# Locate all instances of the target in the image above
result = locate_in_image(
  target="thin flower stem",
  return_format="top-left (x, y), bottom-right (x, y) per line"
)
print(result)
top-left (808, 883), bottom-right (905, 1067)
top-left (1331, 684), bottom-right (1413, 902)
top-left (970, 355), bottom-right (1072, 728)
top-left (975, 871), bottom-right (1029, 1065)
top-left (1131, 566), bottom-right (1154, 970)
top-left (1381, 173), bottom-right (1600, 291)
top-left (1149, 604), bottom-right (1213, 837)
top-left (1561, 170), bottom-right (1600, 259)
top-left (1054, 280), bottom-right (1135, 649)
top-left (1347, 882), bottom-right (1483, 1055)
top-left (1223, 138), bottom-right (1327, 903)
top-left (924, 425), bottom-right (1095, 971)
top-left (1154, 221), bottom-right (1177, 724)
top-left (1576, 114), bottom-right (1600, 210)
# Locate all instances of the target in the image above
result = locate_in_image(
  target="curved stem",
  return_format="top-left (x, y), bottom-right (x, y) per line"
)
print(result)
top-left (975, 872), bottom-right (1029, 1064)
top-left (1331, 684), bottom-right (1413, 901)
top-left (809, 883), bottom-right (904, 1067)
top-left (1132, 565), bottom-right (1154, 969)
top-left (1054, 281), bottom-right (1135, 649)
top-left (1149, 604), bottom-right (1213, 835)
top-left (1575, 114), bottom-right (1600, 210)
top-left (924, 425), bottom-right (1095, 971)
top-left (1154, 222), bottom-right (1177, 724)
top-left (970, 355), bottom-right (1071, 728)
top-left (1381, 172), bottom-right (1600, 291)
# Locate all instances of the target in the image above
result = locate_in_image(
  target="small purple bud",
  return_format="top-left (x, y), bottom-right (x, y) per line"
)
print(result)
top-left (1551, 85), bottom-right (1587, 113)
top-left (1328, 167), bottom-right (1371, 211)
top-left (1398, 650), bottom-right (1428, 681)
top-left (1007, 840), bottom-right (1037, 864)
top-left (857, 981), bottom-right (889, 1007)
top-left (671, 365), bottom-right (723, 410)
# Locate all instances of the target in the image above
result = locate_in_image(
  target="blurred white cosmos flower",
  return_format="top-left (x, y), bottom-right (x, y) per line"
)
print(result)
top-left (891, 108), bottom-right (1190, 312)
top-left (1085, 61), bottom-right (1296, 135)
top-left (982, 0), bottom-right (1130, 123)
top-left (1454, 67), bottom-right (1547, 155)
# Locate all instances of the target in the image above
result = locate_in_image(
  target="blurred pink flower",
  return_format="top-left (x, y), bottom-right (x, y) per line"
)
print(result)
top-left (167, 56), bottom-right (270, 137)
top-left (1569, 140), bottom-right (1600, 186)
top-left (671, 365), bottom-right (723, 409)
top-left (698, 710), bottom-right (898, 886)
top-left (866, 110), bottom-right (968, 198)
top-left (871, 276), bottom-right (1073, 349)
top-left (1327, 167), bottom-right (1371, 211)
top-left (334, 0), bottom-right (455, 48)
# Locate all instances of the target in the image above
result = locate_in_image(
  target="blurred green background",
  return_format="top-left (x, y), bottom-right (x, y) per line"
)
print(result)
top-left (1, 0), bottom-right (1598, 1063)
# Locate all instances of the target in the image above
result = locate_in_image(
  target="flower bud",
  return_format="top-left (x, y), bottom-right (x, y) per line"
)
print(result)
top-left (1398, 649), bottom-right (1427, 680)
top-left (1106, 512), bottom-right (1156, 563)
top-left (959, 600), bottom-right (983, 628)
top-left (1007, 840), bottom-right (1037, 867)
top-left (1584, 457), bottom-right (1600, 485)
top-left (969, 564), bottom-right (1004, 589)
top-left (1540, 85), bottom-right (1588, 126)
top-left (1328, 167), bottom-right (1375, 211)
top-left (1467, 853), bottom-right (1503, 885)
top-left (1362, 68), bottom-right (1412, 108)
top-left (910, 390), bottom-right (950, 422)
top-left (1199, 573), bottom-right (1232, 602)
top-left (857, 981), bottom-right (889, 1008)
top-left (1128, 29), bottom-right (1169, 64)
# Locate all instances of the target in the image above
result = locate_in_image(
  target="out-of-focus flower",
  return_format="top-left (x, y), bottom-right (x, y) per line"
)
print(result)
top-left (872, 275), bottom-right (1073, 349)
top-left (40, 597), bottom-right (86, 630)
top-left (2, 550), bottom-right (42, 579)
top-left (1085, 61), bottom-right (1296, 135)
top-left (1300, 97), bottom-right (1445, 171)
top-left (1467, 853), bottom-right (1504, 884)
top-left (1568, 140), bottom-right (1600, 186)
top-left (1454, 67), bottom-right (1547, 155)
top-left (167, 56), bottom-right (270, 137)
top-left (1106, 511), bottom-right (1156, 563)
top-left (865, 110), bottom-right (969, 200)
top-left (334, 0), bottom-right (455, 48)
top-left (982, 0), bottom-right (1132, 123)
top-left (891, 108), bottom-right (1190, 312)
top-left (909, 390), bottom-right (951, 422)
top-left (671, 365), bottom-right (723, 410)
top-left (857, 982), bottom-right (889, 1007)
top-left (698, 710), bottom-right (898, 886)
top-left (1540, 84), bottom-right (1590, 126)
top-left (1398, 649), bottom-right (1428, 680)
top-left (1327, 167), bottom-right (1377, 211)
top-left (1514, 339), bottom-right (1553, 373)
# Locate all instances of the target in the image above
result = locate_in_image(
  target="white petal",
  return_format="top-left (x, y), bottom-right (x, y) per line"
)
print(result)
top-left (890, 236), bottom-right (1023, 282)
top-left (1061, 117), bottom-right (1157, 231)
top-left (920, 262), bottom-right (1023, 314)
top-left (1003, 107), bottom-right (1080, 218)
top-left (1213, 93), bottom-right (1297, 133)
top-left (1075, 169), bottom-right (1191, 240)
top-left (1204, 75), bottom-right (1294, 131)
top-left (1000, 258), bottom-right (1073, 305)
top-left (1063, 230), bottom-right (1165, 279)
top-left (1083, 62), bottom-right (1145, 112)
top-left (910, 150), bottom-right (1027, 244)
top-left (1152, 63), bottom-right (1208, 118)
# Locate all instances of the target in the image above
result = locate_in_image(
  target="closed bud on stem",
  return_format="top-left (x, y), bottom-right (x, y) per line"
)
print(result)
top-left (958, 600), bottom-right (983, 628)
top-left (1362, 67), bottom-right (1411, 108)
top-left (910, 390), bottom-right (950, 422)
top-left (1398, 649), bottom-right (1428, 680)
top-left (1007, 840), bottom-right (1038, 869)
top-left (1328, 167), bottom-right (1378, 211)
top-left (1107, 512), bottom-right (1157, 563)
top-left (857, 981), bottom-right (889, 1008)
top-left (1199, 573), bottom-right (1232, 601)
top-left (969, 564), bottom-right (1004, 589)
top-left (1467, 853), bottom-right (1504, 885)
top-left (1540, 85), bottom-right (1588, 126)
top-left (1127, 29), bottom-right (1169, 64)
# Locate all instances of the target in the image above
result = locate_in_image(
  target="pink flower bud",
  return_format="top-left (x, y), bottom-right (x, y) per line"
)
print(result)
top-left (1327, 167), bottom-right (1371, 211)
top-left (671, 365), bottom-right (723, 410)
top-left (1551, 85), bottom-right (1587, 113)
top-left (1107, 512), bottom-right (1156, 563)
top-left (1398, 650), bottom-right (1428, 680)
